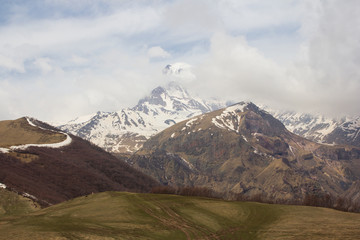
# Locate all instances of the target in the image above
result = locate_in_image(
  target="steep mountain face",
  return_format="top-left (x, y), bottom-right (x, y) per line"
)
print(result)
top-left (129, 102), bottom-right (360, 202)
top-left (267, 109), bottom-right (360, 147)
top-left (0, 117), bottom-right (159, 206)
top-left (59, 81), bottom-right (226, 153)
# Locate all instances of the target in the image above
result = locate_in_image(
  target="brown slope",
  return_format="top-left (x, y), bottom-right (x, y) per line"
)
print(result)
top-left (0, 118), bottom-right (159, 206)
top-left (129, 102), bottom-right (360, 202)
top-left (0, 117), bottom-right (65, 148)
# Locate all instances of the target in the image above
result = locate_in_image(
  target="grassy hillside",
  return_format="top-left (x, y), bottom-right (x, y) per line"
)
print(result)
top-left (0, 192), bottom-right (360, 239)
top-left (0, 117), bottom-right (65, 148)
top-left (0, 188), bottom-right (39, 216)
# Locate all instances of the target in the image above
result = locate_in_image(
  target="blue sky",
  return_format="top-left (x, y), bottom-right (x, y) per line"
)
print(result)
top-left (0, 0), bottom-right (359, 122)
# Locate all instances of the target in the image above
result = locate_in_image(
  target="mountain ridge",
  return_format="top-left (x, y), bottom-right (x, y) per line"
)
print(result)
top-left (129, 102), bottom-right (360, 202)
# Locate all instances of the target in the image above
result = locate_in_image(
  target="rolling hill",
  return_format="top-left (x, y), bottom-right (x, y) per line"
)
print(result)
top-left (0, 117), bottom-right (159, 206)
top-left (1, 191), bottom-right (360, 239)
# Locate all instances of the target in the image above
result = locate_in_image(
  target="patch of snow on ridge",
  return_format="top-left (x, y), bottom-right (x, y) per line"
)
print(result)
top-left (186, 118), bottom-right (198, 127)
top-left (0, 148), bottom-right (9, 153)
top-left (0, 117), bottom-right (73, 152)
top-left (340, 117), bottom-right (360, 140)
top-left (212, 102), bottom-right (246, 132)
top-left (0, 183), bottom-right (6, 189)
top-left (26, 117), bottom-right (37, 127)
top-left (22, 192), bottom-right (37, 200)
top-left (180, 156), bottom-right (195, 170)
top-left (10, 133), bottom-right (72, 151)
top-left (223, 102), bottom-right (247, 114)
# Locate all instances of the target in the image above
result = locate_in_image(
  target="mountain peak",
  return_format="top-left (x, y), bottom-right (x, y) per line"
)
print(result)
top-left (162, 62), bottom-right (195, 80)
top-left (151, 86), bottom-right (166, 96)
top-left (59, 81), bottom-right (227, 153)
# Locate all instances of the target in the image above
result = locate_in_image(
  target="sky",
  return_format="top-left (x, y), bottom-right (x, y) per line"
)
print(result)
top-left (0, 0), bottom-right (359, 122)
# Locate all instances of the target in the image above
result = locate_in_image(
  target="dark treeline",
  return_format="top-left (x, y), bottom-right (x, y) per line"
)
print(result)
top-left (0, 136), bottom-right (159, 206)
top-left (151, 186), bottom-right (360, 213)
top-left (303, 193), bottom-right (360, 213)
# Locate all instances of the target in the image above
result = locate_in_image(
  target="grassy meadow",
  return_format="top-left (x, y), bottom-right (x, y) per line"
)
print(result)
top-left (0, 191), bottom-right (360, 239)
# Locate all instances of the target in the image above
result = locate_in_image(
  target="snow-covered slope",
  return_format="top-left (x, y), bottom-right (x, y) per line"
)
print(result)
top-left (59, 81), bottom-right (227, 153)
top-left (264, 108), bottom-right (360, 147)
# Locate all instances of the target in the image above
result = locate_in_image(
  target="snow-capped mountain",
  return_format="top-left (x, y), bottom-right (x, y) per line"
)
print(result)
top-left (59, 62), bottom-right (360, 153)
top-left (59, 80), bottom-right (227, 153)
top-left (265, 108), bottom-right (360, 147)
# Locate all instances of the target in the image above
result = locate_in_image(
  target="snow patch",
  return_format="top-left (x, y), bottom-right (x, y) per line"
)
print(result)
top-left (253, 148), bottom-right (268, 157)
top-left (22, 192), bottom-right (37, 200)
top-left (171, 133), bottom-right (176, 138)
top-left (10, 133), bottom-right (72, 151)
top-left (212, 103), bottom-right (246, 132)
top-left (186, 118), bottom-right (198, 127)
top-left (289, 145), bottom-right (295, 156)
top-left (0, 148), bottom-right (9, 153)
top-left (0, 183), bottom-right (6, 189)
top-left (180, 156), bottom-right (195, 170)
top-left (1, 117), bottom-right (73, 152)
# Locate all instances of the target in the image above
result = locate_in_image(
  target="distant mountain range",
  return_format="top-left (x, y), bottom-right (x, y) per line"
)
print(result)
top-left (58, 63), bottom-right (360, 154)
top-left (129, 102), bottom-right (360, 202)
top-left (266, 109), bottom-right (360, 147)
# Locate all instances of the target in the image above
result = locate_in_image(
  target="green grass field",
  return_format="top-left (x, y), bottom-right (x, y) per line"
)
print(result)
top-left (1, 191), bottom-right (360, 239)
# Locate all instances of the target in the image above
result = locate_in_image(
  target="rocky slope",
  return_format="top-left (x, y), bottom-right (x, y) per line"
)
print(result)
top-left (59, 80), bottom-right (226, 153)
top-left (0, 117), bottom-right (159, 206)
top-left (129, 102), bottom-right (360, 202)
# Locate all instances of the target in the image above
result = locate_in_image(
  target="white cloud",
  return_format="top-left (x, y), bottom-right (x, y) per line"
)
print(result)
top-left (33, 57), bottom-right (53, 74)
top-left (191, 0), bottom-right (360, 117)
top-left (147, 46), bottom-right (171, 59)
top-left (0, 54), bottom-right (25, 72)
top-left (70, 55), bottom-right (88, 65)
top-left (0, 0), bottom-right (359, 122)
top-left (193, 33), bottom-right (289, 105)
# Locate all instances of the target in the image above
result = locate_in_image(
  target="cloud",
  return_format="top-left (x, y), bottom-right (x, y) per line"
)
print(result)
top-left (193, 33), bottom-right (289, 105)
top-left (33, 57), bottom-right (53, 74)
top-left (0, 0), bottom-right (359, 122)
top-left (147, 46), bottom-right (171, 59)
top-left (191, 0), bottom-right (360, 117)
top-left (292, 0), bottom-right (360, 116)
top-left (0, 54), bottom-right (25, 72)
